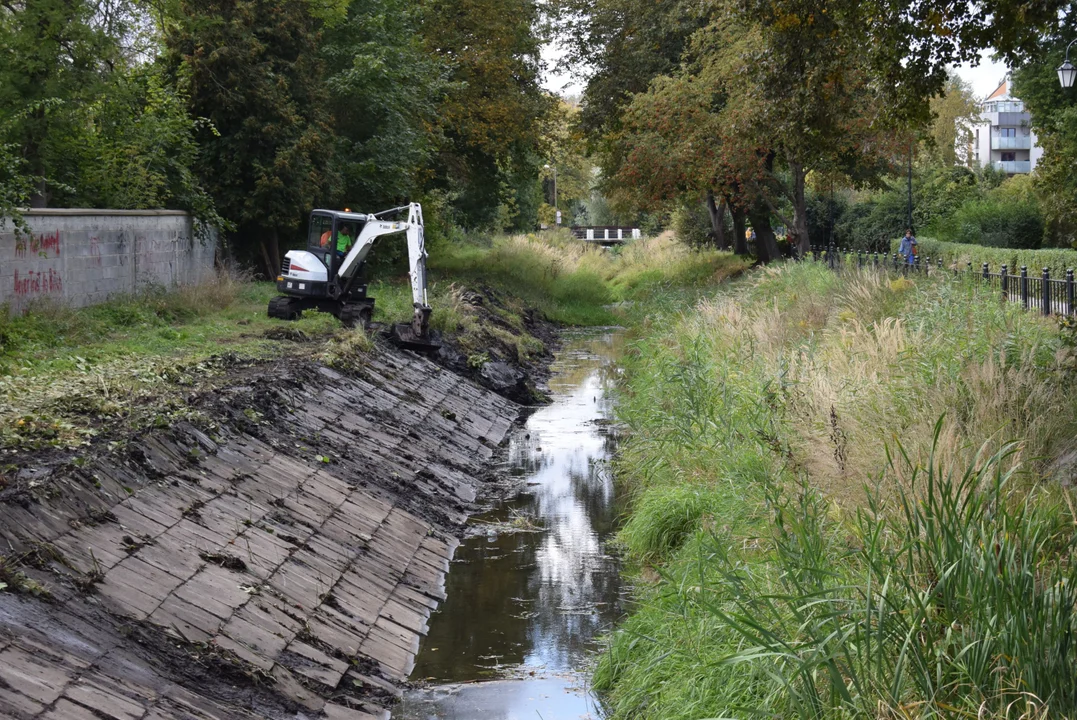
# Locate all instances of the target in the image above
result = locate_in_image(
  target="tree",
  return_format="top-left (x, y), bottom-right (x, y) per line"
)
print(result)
top-left (166, 0), bottom-right (338, 275)
top-left (0, 0), bottom-right (125, 206)
top-left (419, 0), bottom-right (553, 230)
top-left (928, 73), bottom-right (980, 167)
top-left (1012, 21), bottom-right (1077, 246)
top-left (539, 100), bottom-right (594, 226)
top-left (321, 0), bottom-right (442, 210)
top-left (556, 0), bottom-right (706, 138)
top-left (603, 0), bottom-right (913, 262)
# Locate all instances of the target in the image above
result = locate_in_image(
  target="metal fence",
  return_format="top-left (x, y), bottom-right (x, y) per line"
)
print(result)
top-left (809, 245), bottom-right (1077, 317)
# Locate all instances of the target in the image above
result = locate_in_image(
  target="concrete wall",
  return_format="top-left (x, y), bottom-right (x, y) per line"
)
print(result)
top-left (0, 209), bottom-right (216, 312)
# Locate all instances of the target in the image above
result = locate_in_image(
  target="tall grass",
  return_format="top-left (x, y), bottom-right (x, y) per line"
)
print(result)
top-left (597, 261), bottom-right (1077, 719)
top-left (0, 270), bottom-right (257, 360)
top-left (423, 230), bottom-right (751, 325)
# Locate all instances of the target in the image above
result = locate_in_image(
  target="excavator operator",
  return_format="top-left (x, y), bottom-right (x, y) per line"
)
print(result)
top-left (319, 225), bottom-right (355, 257)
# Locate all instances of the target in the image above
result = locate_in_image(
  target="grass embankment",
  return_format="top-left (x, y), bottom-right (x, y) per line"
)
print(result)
top-left (598, 263), bottom-right (1077, 719)
top-left (888, 237), bottom-right (1077, 276)
top-left (0, 231), bottom-right (748, 452)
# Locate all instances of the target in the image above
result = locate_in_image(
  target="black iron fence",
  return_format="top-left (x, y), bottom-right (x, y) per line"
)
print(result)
top-left (809, 245), bottom-right (1077, 317)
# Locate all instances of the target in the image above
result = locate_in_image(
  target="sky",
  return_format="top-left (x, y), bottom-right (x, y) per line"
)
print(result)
top-left (952, 49), bottom-right (1011, 99)
top-left (542, 43), bottom-right (1013, 101)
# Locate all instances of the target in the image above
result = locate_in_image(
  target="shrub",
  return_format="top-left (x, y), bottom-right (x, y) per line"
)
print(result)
top-left (938, 197), bottom-right (1045, 249)
top-left (671, 200), bottom-right (716, 248)
top-left (891, 237), bottom-right (1077, 276)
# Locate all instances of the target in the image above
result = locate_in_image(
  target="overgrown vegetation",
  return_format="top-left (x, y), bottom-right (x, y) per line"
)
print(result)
top-left (597, 262), bottom-right (1077, 719)
top-left (0, 232), bottom-right (747, 451)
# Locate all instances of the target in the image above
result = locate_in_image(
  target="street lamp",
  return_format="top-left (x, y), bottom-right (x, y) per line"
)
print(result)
top-left (1058, 38), bottom-right (1077, 88)
top-left (543, 163), bottom-right (558, 225)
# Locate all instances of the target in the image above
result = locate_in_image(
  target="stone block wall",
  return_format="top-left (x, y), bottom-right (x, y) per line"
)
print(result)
top-left (0, 209), bottom-right (217, 312)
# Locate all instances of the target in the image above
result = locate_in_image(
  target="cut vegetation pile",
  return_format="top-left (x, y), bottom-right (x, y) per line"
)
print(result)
top-left (599, 263), bottom-right (1077, 719)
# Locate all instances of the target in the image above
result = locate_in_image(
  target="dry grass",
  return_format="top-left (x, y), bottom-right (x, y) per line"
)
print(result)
top-left (698, 265), bottom-right (1077, 509)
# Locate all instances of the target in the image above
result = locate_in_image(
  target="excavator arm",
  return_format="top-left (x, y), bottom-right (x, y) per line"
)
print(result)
top-left (336, 203), bottom-right (432, 340)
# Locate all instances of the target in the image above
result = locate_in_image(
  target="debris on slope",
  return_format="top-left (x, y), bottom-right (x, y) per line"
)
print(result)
top-left (0, 347), bottom-right (522, 720)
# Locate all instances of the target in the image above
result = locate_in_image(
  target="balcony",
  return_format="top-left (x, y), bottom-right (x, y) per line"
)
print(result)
top-left (993, 160), bottom-right (1031, 174)
top-left (991, 135), bottom-right (1031, 150)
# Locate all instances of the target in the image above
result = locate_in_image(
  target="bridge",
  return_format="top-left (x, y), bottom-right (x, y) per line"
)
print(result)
top-left (570, 226), bottom-right (642, 246)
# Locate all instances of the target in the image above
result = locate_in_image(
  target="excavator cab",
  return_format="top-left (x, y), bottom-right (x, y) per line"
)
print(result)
top-left (306, 212), bottom-right (366, 278)
top-left (269, 203), bottom-right (439, 351)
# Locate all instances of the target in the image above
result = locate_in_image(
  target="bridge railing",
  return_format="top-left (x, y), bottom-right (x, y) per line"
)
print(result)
top-left (570, 226), bottom-right (642, 243)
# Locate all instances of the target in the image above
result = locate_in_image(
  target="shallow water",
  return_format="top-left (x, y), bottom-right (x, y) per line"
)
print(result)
top-left (393, 330), bottom-right (627, 720)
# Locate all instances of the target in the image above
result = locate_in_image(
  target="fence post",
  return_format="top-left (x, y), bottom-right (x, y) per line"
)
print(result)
top-left (893, 253), bottom-right (898, 271)
top-left (924, 256), bottom-right (930, 276)
top-left (1021, 266), bottom-right (1029, 309)
top-left (857, 250), bottom-right (863, 268)
top-left (938, 258), bottom-right (943, 271)
top-left (873, 251), bottom-right (879, 268)
top-left (1043, 268), bottom-right (1051, 315)
top-left (1001, 265), bottom-right (1008, 302)
top-left (983, 262), bottom-right (989, 280)
top-left (1067, 269), bottom-right (1075, 316)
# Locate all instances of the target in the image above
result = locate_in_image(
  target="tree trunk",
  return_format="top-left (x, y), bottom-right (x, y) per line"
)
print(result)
top-left (260, 229), bottom-right (282, 279)
top-left (790, 162), bottom-right (810, 258)
top-left (731, 203), bottom-right (749, 256)
top-left (747, 204), bottom-right (781, 264)
top-left (259, 239), bottom-right (275, 280)
top-left (270, 228), bottom-right (281, 273)
top-left (29, 178), bottom-right (49, 208)
top-left (705, 190), bottom-right (729, 250)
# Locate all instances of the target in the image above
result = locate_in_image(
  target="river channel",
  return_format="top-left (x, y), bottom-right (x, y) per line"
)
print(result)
top-left (392, 329), bottom-right (627, 720)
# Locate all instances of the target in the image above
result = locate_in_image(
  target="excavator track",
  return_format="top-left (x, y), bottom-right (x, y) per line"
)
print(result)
top-left (268, 296), bottom-right (303, 320)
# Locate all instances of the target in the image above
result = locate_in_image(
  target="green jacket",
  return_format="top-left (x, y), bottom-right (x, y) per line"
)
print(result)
top-left (336, 231), bottom-right (352, 253)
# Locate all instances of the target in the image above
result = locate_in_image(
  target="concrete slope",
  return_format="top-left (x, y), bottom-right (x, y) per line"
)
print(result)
top-left (0, 350), bottom-right (520, 720)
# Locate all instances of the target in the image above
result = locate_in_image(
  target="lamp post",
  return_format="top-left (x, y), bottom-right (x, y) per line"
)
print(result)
top-left (543, 164), bottom-right (558, 224)
top-left (906, 141), bottom-right (914, 234)
top-left (1058, 38), bottom-right (1077, 88)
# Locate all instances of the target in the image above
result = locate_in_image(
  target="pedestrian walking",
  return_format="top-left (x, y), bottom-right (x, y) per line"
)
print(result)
top-left (899, 228), bottom-right (917, 265)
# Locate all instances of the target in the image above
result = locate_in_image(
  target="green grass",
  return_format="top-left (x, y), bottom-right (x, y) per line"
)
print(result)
top-left (597, 262), bottom-right (1077, 719)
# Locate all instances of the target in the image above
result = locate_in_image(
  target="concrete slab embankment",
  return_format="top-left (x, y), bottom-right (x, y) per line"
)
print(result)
top-left (0, 349), bottom-right (520, 720)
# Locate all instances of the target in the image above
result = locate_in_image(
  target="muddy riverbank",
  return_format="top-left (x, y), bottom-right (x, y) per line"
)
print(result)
top-left (0, 346), bottom-right (526, 720)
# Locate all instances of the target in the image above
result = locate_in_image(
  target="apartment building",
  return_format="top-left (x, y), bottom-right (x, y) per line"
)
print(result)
top-left (968, 79), bottom-right (1043, 175)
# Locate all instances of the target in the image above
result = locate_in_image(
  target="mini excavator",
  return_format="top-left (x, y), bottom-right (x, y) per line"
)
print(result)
top-left (268, 203), bottom-right (439, 350)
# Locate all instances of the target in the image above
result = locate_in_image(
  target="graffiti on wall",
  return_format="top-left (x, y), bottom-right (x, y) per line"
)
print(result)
top-left (90, 236), bottom-right (102, 266)
top-left (14, 230), bottom-right (62, 259)
top-left (13, 268), bottom-right (63, 296)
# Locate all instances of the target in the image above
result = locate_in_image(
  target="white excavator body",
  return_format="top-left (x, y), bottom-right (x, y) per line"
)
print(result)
top-left (269, 203), bottom-right (437, 349)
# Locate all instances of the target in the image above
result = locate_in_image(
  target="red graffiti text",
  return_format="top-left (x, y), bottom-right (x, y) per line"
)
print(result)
top-left (15, 230), bottom-right (62, 258)
top-left (14, 268), bottom-right (63, 296)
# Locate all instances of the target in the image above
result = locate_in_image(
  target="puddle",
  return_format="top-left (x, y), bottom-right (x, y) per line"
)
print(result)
top-left (393, 330), bottom-right (626, 720)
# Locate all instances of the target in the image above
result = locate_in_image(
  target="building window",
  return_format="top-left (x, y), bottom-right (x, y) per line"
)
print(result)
top-left (1001, 127), bottom-right (1016, 137)
top-left (1001, 152), bottom-right (1016, 161)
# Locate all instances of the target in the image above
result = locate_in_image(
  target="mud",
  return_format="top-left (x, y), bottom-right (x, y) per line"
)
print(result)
top-left (0, 345), bottom-right (527, 720)
top-left (425, 286), bottom-right (559, 405)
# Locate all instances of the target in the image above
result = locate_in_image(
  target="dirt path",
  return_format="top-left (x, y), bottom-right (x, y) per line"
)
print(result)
top-left (0, 348), bottom-right (522, 720)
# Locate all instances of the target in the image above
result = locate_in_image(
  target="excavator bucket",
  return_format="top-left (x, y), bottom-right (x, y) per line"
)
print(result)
top-left (387, 305), bottom-right (441, 352)
top-left (388, 323), bottom-right (441, 352)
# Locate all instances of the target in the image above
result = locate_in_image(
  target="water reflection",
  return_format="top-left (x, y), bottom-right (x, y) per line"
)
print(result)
top-left (394, 330), bottom-right (625, 720)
